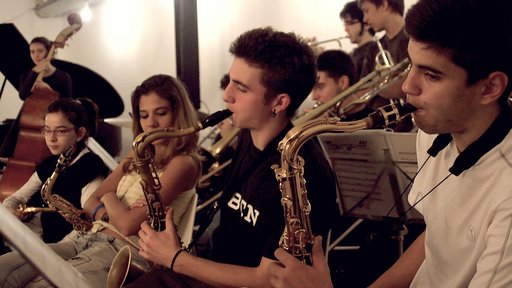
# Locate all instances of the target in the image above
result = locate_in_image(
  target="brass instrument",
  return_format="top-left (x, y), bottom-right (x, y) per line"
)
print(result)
top-left (107, 109), bottom-right (232, 288)
top-left (208, 125), bottom-right (239, 161)
top-left (298, 58), bottom-right (410, 123)
top-left (16, 203), bottom-right (56, 214)
top-left (308, 36), bottom-right (349, 48)
top-left (196, 58), bottom-right (411, 221)
top-left (41, 146), bottom-right (93, 234)
top-left (336, 58), bottom-right (410, 117)
top-left (201, 34), bottom-right (405, 168)
top-left (272, 102), bottom-right (416, 263)
top-left (373, 34), bottom-right (394, 71)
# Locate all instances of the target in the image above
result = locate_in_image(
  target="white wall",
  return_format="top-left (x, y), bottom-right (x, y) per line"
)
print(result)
top-left (0, 0), bottom-right (417, 158)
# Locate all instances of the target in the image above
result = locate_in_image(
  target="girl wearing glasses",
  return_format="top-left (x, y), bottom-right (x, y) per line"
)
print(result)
top-left (1, 98), bottom-right (109, 250)
top-left (0, 74), bottom-right (202, 287)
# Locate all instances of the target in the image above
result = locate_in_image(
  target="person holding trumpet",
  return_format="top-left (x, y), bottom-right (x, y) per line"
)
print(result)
top-left (340, 1), bottom-right (379, 81)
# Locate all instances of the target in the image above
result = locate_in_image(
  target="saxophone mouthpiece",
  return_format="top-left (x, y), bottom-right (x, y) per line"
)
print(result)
top-left (199, 109), bottom-right (233, 130)
top-left (366, 102), bottom-right (416, 128)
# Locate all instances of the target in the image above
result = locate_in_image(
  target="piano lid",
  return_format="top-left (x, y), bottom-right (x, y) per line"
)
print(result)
top-left (0, 23), bottom-right (124, 119)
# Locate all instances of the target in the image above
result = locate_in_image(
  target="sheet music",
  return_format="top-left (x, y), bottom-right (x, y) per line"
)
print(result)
top-left (318, 130), bottom-right (422, 221)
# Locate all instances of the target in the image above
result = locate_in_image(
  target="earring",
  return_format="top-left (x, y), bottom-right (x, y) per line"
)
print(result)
top-left (272, 109), bottom-right (278, 118)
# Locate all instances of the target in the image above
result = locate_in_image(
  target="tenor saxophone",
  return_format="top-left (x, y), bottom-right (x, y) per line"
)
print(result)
top-left (107, 109), bottom-right (232, 288)
top-left (272, 102), bottom-right (416, 264)
top-left (131, 109), bottom-right (232, 231)
top-left (41, 146), bottom-right (93, 234)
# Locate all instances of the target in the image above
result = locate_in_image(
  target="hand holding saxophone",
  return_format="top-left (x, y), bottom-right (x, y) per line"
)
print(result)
top-left (137, 207), bottom-right (185, 269)
top-left (269, 236), bottom-right (333, 288)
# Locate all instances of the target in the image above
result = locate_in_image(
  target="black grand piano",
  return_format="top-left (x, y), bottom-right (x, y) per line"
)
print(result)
top-left (0, 23), bottom-right (124, 199)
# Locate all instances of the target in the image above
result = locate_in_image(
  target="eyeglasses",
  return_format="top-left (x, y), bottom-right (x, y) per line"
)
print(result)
top-left (344, 20), bottom-right (360, 26)
top-left (41, 127), bottom-right (75, 137)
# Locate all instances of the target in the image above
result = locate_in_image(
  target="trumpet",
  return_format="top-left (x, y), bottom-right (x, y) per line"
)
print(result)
top-left (372, 31), bottom-right (394, 71)
top-left (308, 36), bottom-right (349, 48)
top-left (299, 58), bottom-right (410, 122)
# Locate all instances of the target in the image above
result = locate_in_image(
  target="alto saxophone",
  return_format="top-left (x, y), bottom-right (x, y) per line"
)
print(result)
top-left (41, 146), bottom-right (93, 234)
top-left (107, 109), bottom-right (232, 288)
top-left (272, 102), bottom-right (416, 264)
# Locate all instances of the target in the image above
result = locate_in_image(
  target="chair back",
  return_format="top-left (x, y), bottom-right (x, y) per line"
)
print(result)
top-left (177, 193), bottom-right (198, 247)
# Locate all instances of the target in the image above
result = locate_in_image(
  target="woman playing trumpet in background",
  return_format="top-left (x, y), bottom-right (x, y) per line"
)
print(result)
top-left (0, 98), bottom-right (108, 254)
top-left (0, 74), bottom-right (202, 287)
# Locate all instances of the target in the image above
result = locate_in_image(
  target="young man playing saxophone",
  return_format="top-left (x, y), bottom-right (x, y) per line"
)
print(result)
top-left (126, 27), bottom-right (339, 287)
top-left (269, 0), bottom-right (512, 287)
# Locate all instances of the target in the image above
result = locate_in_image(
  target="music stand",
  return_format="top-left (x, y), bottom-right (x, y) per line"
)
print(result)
top-left (317, 130), bottom-right (421, 259)
top-left (0, 203), bottom-right (92, 288)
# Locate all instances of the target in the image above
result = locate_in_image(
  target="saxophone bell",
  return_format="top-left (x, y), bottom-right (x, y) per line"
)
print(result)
top-left (107, 246), bottom-right (146, 288)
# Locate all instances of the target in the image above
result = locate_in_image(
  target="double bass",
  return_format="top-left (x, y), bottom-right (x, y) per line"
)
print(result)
top-left (0, 14), bottom-right (82, 201)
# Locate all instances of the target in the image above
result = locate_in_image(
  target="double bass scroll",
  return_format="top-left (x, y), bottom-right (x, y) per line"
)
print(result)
top-left (31, 13), bottom-right (82, 92)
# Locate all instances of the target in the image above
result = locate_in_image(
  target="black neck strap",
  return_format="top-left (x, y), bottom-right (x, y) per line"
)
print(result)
top-left (427, 108), bottom-right (512, 176)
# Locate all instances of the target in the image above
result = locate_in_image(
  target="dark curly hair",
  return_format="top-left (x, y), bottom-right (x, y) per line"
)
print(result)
top-left (229, 27), bottom-right (316, 117)
top-left (406, 0), bottom-right (512, 108)
top-left (317, 50), bottom-right (356, 85)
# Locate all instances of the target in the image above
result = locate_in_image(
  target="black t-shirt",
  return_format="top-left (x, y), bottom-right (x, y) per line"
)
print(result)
top-left (18, 69), bottom-right (72, 100)
top-left (212, 123), bottom-right (338, 267)
top-left (27, 151), bottom-right (109, 243)
top-left (351, 41), bottom-right (379, 81)
top-left (381, 27), bottom-right (409, 65)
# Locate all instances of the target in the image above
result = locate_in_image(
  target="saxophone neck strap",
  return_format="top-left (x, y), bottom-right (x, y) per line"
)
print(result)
top-left (427, 108), bottom-right (512, 176)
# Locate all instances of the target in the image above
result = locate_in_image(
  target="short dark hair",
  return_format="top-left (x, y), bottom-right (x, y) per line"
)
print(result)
top-left (358, 0), bottom-right (404, 16)
top-left (317, 50), bottom-right (356, 85)
top-left (340, 1), bottom-right (364, 23)
top-left (220, 74), bottom-right (230, 90)
top-left (229, 27), bottom-right (316, 117)
top-left (46, 98), bottom-right (99, 151)
top-left (30, 37), bottom-right (52, 57)
top-left (406, 0), bottom-right (512, 107)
